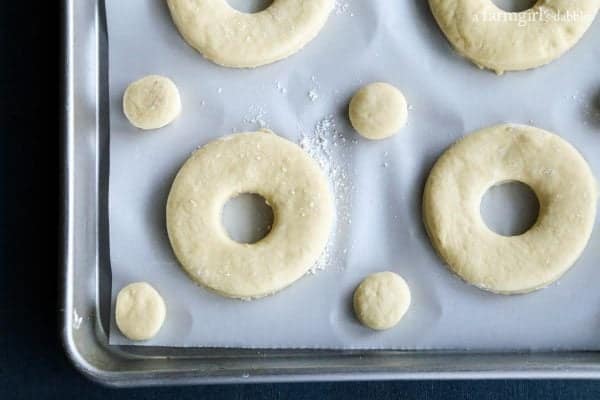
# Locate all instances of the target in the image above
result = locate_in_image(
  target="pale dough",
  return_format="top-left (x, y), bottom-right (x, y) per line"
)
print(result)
top-left (166, 130), bottom-right (334, 299)
top-left (423, 124), bottom-right (598, 294)
top-left (115, 282), bottom-right (166, 341)
top-left (166, 0), bottom-right (335, 68)
top-left (353, 272), bottom-right (411, 331)
top-left (349, 82), bottom-right (408, 140)
top-left (123, 75), bottom-right (181, 130)
top-left (429, 0), bottom-right (600, 74)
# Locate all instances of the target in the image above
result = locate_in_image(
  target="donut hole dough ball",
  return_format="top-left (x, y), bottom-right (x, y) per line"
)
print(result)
top-left (423, 124), bottom-right (598, 295)
top-left (115, 282), bottom-right (166, 341)
top-left (166, 0), bottom-right (335, 68)
top-left (428, 0), bottom-right (600, 74)
top-left (166, 130), bottom-right (334, 299)
top-left (353, 272), bottom-right (412, 331)
top-left (123, 75), bottom-right (181, 130)
top-left (349, 82), bottom-right (408, 140)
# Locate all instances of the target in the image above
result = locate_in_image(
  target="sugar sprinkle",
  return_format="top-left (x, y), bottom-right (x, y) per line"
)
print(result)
top-left (299, 115), bottom-right (355, 273)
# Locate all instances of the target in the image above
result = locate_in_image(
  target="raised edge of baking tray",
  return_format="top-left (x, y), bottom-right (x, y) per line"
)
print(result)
top-left (61, 0), bottom-right (600, 386)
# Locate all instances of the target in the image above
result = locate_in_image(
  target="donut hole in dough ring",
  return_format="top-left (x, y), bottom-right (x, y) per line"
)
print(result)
top-left (166, 0), bottom-right (335, 68)
top-left (166, 130), bottom-right (335, 299)
top-left (428, 0), bottom-right (600, 74)
top-left (423, 124), bottom-right (598, 295)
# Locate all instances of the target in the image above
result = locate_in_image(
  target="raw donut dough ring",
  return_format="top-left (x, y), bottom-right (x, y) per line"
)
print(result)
top-left (429, 0), bottom-right (600, 74)
top-left (423, 124), bottom-right (597, 294)
top-left (353, 272), bottom-right (411, 331)
top-left (115, 282), bottom-right (166, 341)
top-left (166, 0), bottom-right (335, 68)
top-left (166, 130), bottom-right (334, 299)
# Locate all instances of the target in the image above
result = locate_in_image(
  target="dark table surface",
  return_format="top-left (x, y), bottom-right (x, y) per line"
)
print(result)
top-left (2, 2), bottom-right (600, 399)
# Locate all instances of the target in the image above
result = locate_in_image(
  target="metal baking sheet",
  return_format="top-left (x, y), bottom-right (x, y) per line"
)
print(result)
top-left (62, 0), bottom-right (600, 385)
top-left (106, 0), bottom-right (600, 350)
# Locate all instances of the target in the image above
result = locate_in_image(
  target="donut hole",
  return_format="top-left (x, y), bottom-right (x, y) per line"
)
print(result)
top-left (222, 193), bottom-right (274, 244)
top-left (480, 181), bottom-right (540, 236)
top-left (492, 0), bottom-right (537, 12)
top-left (227, 0), bottom-right (273, 13)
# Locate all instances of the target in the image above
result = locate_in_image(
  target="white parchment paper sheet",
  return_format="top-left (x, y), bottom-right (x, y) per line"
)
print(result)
top-left (108, 0), bottom-right (600, 349)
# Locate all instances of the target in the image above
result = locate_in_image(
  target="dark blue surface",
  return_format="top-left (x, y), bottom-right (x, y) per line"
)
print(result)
top-left (2, 2), bottom-right (600, 399)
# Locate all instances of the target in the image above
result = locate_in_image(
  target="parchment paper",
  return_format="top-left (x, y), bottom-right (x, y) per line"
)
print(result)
top-left (108, 0), bottom-right (600, 349)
